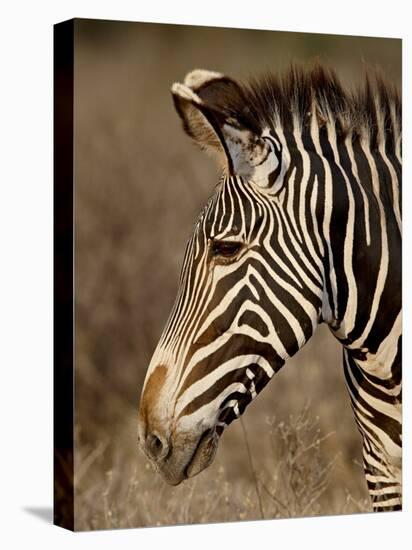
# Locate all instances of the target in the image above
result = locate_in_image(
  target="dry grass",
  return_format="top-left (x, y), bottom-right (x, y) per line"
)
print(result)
top-left (73, 401), bottom-right (370, 531)
top-left (256, 405), bottom-right (370, 518)
top-left (72, 20), bottom-right (399, 531)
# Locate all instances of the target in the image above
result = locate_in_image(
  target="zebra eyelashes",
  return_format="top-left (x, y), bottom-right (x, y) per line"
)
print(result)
top-left (209, 238), bottom-right (243, 262)
top-left (212, 241), bottom-right (242, 257)
top-left (207, 215), bottom-right (264, 261)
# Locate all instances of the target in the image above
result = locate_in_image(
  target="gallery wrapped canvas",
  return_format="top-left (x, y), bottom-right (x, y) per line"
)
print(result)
top-left (54, 18), bottom-right (401, 531)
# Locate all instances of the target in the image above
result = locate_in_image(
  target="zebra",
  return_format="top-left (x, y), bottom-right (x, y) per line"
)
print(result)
top-left (137, 65), bottom-right (402, 512)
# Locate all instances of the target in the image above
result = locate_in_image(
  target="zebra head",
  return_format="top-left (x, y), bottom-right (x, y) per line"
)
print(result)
top-left (138, 69), bottom-right (324, 485)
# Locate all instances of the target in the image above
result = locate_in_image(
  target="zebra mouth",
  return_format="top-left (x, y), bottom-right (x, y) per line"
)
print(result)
top-left (184, 428), bottom-right (219, 479)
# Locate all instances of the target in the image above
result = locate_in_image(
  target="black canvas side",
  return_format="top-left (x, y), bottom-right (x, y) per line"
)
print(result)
top-left (53, 18), bottom-right (74, 531)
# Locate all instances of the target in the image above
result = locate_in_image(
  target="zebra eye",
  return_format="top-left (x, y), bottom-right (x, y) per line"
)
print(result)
top-left (211, 240), bottom-right (242, 258)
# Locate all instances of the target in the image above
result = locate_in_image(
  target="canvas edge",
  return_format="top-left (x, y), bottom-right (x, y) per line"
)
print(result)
top-left (53, 18), bottom-right (75, 532)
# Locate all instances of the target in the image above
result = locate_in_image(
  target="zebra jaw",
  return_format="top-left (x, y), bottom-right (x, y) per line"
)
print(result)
top-left (184, 428), bottom-right (219, 479)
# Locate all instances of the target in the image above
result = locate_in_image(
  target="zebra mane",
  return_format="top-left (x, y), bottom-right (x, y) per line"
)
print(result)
top-left (220, 64), bottom-right (401, 152)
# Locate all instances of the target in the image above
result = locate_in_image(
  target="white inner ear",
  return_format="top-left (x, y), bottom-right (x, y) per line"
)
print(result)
top-left (172, 81), bottom-right (280, 182)
top-left (222, 124), bottom-right (280, 183)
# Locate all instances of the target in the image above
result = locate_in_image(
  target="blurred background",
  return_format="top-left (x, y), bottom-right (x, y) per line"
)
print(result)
top-left (73, 19), bottom-right (401, 530)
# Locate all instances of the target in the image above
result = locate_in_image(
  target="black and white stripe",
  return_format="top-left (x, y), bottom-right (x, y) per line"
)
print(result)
top-left (139, 66), bottom-right (401, 511)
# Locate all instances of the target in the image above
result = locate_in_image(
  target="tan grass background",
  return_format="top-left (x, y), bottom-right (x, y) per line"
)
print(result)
top-left (73, 19), bottom-right (401, 530)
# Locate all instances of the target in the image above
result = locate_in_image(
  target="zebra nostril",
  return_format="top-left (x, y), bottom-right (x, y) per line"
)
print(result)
top-left (145, 432), bottom-right (168, 461)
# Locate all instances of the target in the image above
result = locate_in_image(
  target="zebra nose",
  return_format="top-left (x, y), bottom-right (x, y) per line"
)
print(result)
top-left (145, 432), bottom-right (170, 462)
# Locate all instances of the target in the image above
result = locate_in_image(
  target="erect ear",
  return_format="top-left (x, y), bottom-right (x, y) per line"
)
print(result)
top-left (171, 69), bottom-right (280, 184)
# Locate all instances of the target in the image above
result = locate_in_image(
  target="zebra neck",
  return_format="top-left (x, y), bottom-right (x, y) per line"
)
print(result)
top-left (302, 127), bottom-right (402, 366)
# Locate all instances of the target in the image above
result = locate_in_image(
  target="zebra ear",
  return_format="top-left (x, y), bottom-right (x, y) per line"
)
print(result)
top-left (171, 70), bottom-right (279, 183)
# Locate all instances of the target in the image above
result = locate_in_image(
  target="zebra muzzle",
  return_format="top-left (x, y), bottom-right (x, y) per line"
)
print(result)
top-left (184, 428), bottom-right (219, 479)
